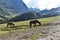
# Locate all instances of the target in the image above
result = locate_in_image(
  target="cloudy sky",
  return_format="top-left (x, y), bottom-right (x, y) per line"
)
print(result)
top-left (22, 0), bottom-right (60, 10)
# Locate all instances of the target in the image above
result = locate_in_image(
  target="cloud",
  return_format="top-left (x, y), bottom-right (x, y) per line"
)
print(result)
top-left (22, 0), bottom-right (60, 10)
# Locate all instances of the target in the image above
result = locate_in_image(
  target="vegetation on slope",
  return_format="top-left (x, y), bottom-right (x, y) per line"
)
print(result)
top-left (9, 11), bottom-right (42, 22)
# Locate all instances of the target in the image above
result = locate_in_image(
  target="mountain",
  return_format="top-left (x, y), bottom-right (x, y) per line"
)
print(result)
top-left (0, 0), bottom-right (28, 21)
top-left (0, 0), bottom-right (60, 22)
top-left (9, 11), bottom-right (42, 22)
top-left (40, 8), bottom-right (60, 18)
top-left (40, 9), bottom-right (50, 14)
top-left (50, 7), bottom-right (60, 14)
top-left (0, 0), bottom-right (28, 13)
top-left (8, 7), bottom-right (60, 22)
top-left (29, 8), bottom-right (40, 12)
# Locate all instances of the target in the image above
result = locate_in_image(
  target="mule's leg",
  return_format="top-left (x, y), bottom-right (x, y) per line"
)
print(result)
top-left (30, 22), bottom-right (32, 28)
top-left (7, 24), bottom-right (9, 28)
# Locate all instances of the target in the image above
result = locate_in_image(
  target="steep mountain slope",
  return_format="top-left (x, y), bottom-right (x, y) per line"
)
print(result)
top-left (0, 0), bottom-right (28, 13)
top-left (9, 11), bottom-right (42, 22)
top-left (0, 0), bottom-right (28, 21)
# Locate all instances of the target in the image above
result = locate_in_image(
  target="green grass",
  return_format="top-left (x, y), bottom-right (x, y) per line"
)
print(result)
top-left (0, 16), bottom-right (60, 35)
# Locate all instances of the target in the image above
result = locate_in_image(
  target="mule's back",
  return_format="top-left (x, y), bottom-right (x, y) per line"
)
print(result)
top-left (7, 22), bottom-right (14, 25)
top-left (30, 20), bottom-right (39, 23)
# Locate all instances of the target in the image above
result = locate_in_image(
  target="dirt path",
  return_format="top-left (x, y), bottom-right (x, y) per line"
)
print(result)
top-left (36, 20), bottom-right (60, 40)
